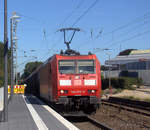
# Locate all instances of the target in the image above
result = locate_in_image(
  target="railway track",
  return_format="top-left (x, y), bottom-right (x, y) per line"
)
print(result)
top-left (39, 96), bottom-right (150, 129)
top-left (64, 115), bottom-right (113, 130)
top-left (86, 116), bottom-right (113, 130)
top-left (102, 97), bottom-right (150, 117)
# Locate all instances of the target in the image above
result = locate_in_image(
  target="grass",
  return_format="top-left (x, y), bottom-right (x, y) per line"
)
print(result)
top-left (114, 88), bottom-right (123, 94)
top-left (101, 88), bottom-right (124, 96)
top-left (122, 96), bottom-right (140, 100)
top-left (143, 98), bottom-right (150, 102)
top-left (101, 90), bottom-right (104, 96)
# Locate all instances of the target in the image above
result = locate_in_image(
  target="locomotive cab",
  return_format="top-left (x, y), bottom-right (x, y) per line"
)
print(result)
top-left (56, 55), bottom-right (101, 113)
top-left (26, 54), bottom-right (101, 114)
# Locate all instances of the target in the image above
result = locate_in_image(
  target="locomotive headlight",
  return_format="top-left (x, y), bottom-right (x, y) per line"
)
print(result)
top-left (60, 90), bottom-right (68, 94)
top-left (91, 90), bottom-right (95, 93)
top-left (88, 90), bottom-right (96, 93)
top-left (60, 90), bottom-right (64, 94)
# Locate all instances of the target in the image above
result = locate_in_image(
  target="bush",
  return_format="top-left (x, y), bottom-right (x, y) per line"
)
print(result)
top-left (101, 74), bottom-right (104, 80)
top-left (102, 77), bottom-right (143, 90)
top-left (0, 76), bottom-right (3, 88)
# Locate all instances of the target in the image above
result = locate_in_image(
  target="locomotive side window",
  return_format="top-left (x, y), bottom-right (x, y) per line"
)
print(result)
top-left (77, 60), bottom-right (95, 74)
top-left (59, 60), bottom-right (75, 74)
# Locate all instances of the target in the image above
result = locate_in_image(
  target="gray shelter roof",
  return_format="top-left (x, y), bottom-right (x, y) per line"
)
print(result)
top-left (105, 53), bottom-right (150, 65)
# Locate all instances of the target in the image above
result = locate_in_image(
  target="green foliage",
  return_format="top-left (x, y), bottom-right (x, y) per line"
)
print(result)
top-left (0, 42), bottom-right (11, 87)
top-left (101, 65), bottom-right (108, 71)
top-left (144, 98), bottom-right (150, 102)
top-left (0, 76), bottom-right (3, 87)
top-left (121, 96), bottom-right (140, 100)
top-left (113, 88), bottom-right (123, 94)
top-left (21, 61), bottom-right (43, 80)
top-left (101, 73), bottom-right (104, 80)
top-left (102, 77), bottom-right (143, 90)
top-left (122, 77), bottom-right (142, 89)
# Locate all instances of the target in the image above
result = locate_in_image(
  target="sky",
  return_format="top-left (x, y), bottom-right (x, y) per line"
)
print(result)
top-left (0, 0), bottom-right (150, 73)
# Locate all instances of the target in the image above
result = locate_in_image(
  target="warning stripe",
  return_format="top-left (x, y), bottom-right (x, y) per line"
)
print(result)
top-left (22, 95), bottom-right (48, 130)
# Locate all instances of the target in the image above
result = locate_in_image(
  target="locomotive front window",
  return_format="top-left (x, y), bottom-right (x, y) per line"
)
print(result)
top-left (77, 60), bottom-right (95, 74)
top-left (59, 60), bottom-right (75, 74)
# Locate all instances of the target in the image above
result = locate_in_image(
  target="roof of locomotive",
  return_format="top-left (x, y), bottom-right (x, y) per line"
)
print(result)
top-left (24, 53), bottom-right (99, 82)
top-left (43, 54), bottom-right (98, 65)
top-left (56, 54), bottom-right (97, 59)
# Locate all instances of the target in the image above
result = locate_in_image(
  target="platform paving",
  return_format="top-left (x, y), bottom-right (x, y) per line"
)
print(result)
top-left (0, 95), bottom-right (38, 130)
top-left (0, 94), bottom-right (79, 130)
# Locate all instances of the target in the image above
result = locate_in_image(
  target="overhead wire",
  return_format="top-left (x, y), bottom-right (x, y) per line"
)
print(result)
top-left (92, 26), bottom-right (150, 53)
top-left (17, 13), bottom-right (56, 42)
top-left (16, 12), bottom-right (60, 64)
top-left (71, 0), bottom-right (100, 27)
top-left (11, 12), bottom-right (49, 73)
top-left (16, 13), bottom-right (49, 51)
top-left (45, 0), bottom-right (100, 55)
top-left (16, 9), bottom-right (150, 66)
top-left (105, 29), bottom-right (150, 48)
top-left (17, 13), bottom-right (45, 24)
top-left (16, 2), bottom-right (90, 72)
top-left (102, 11), bottom-right (150, 36)
top-left (109, 19), bottom-right (150, 41)
top-left (16, 5), bottom-right (150, 72)
top-left (64, 0), bottom-right (100, 51)
top-left (44, 0), bottom-right (86, 55)
top-left (100, 18), bottom-right (150, 50)
top-left (92, 17), bottom-right (150, 51)
top-left (59, 0), bottom-right (85, 28)
top-left (75, 10), bottom-right (150, 52)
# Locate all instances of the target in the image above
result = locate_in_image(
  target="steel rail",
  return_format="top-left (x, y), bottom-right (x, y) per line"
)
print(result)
top-left (102, 99), bottom-right (150, 117)
top-left (86, 116), bottom-right (113, 130)
top-left (108, 97), bottom-right (150, 110)
top-left (63, 114), bottom-right (113, 130)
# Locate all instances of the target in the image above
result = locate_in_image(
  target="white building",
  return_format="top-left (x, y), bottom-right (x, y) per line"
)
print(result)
top-left (105, 49), bottom-right (150, 85)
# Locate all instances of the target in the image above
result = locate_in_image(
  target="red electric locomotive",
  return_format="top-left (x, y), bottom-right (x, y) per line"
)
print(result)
top-left (25, 53), bottom-right (101, 113)
top-left (25, 28), bottom-right (102, 113)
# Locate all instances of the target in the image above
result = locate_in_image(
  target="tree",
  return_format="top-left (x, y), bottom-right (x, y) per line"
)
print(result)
top-left (0, 42), bottom-right (11, 87)
top-left (21, 61), bottom-right (43, 80)
top-left (101, 65), bottom-right (109, 71)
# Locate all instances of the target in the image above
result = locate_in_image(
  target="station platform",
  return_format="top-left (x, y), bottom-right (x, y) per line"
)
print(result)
top-left (0, 94), bottom-right (79, 130)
